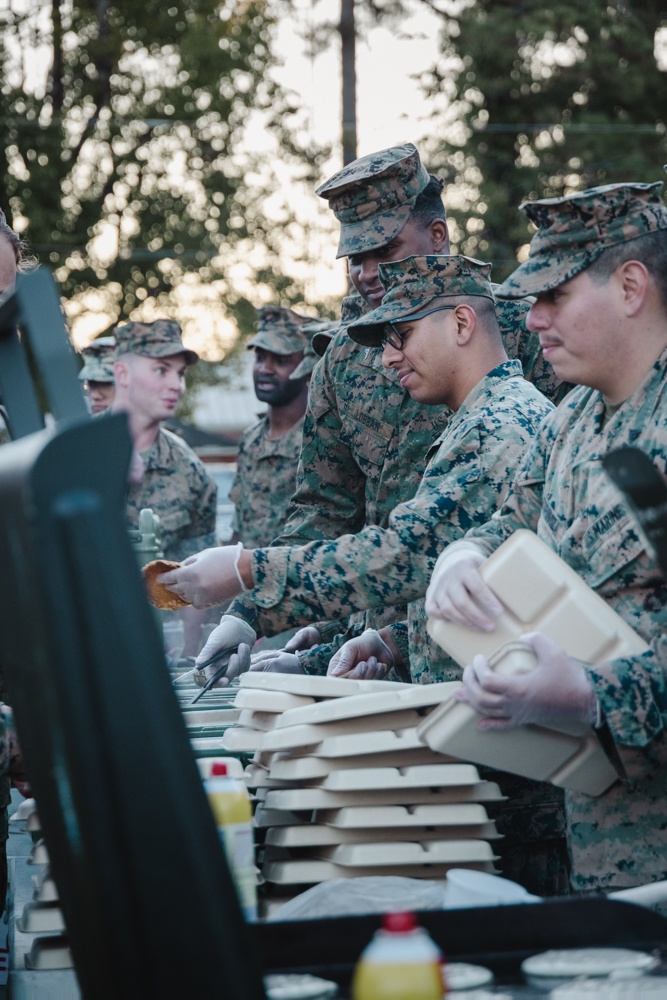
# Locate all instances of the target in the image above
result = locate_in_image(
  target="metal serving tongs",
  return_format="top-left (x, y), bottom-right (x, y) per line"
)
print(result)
top-left (173, 643), bottom-right (243, 685)
top-left (188, 643), bottom-right (251, 705)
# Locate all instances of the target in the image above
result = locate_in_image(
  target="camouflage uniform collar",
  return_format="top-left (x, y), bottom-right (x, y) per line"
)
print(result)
top-left (348, 255), bottom-right (494, 347)
top-left (456, 359), bottom-right (525, 416)
top-left (497, 181), bottom-right (667, 298)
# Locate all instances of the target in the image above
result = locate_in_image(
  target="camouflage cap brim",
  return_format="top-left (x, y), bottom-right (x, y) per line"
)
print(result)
top-left (78, 359), bottom-right (115, 382)
top-left (335, 203), bottom-right (413, 259)
top-left (247, 331), bottom-right (308, 356)
top-left (494, 248), bottom-right (597, 299)
top-left (289, 344), bottom-right (319, 380)
top-left (311, 330), bottom-right (335, 357)
top-left (348, 298), bottom-right (463, 347)
top-left (348, 254), bottom-right (494, 345)
top-left (497, 180), bottom-right (667, 298)
top-left (140, 342), bottom-right (199, 366)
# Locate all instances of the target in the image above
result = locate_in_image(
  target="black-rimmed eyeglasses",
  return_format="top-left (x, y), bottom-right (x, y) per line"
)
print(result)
top-left (381, 305), bottom-right (458, 351)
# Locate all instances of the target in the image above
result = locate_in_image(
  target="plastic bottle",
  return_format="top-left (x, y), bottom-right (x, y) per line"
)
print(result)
top-left (352, 911), bottom-right (445, 999)
top-left (204, 761), bottom-right (258, 921)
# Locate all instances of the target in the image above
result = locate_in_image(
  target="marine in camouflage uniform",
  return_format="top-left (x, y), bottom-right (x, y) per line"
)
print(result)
top-left (171, 257), bottom-right (568, 895)
top-left (227, 144), bottom-right (568, 676)
top-left (229, 306), bottom-right (319, 549)
top-left (434, 181), bottom-right (667, 892)
top-left (112, 320), bottom-right (217, 562)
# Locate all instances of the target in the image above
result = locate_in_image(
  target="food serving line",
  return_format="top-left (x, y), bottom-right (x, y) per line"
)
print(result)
top-left (1, 270), bottom-right (667, 997)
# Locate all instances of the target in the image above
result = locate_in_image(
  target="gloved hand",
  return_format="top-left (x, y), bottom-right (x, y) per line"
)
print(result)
top-left (249, 649), bottom-right (305, 675)
top-left (195, 615), bottom-right (257, 687)
top-left (283, 626), bottom-right (322, 653)
top-left (327, 629), bottom-right (394, 680)
top-left (158, 544), bottom-right (246, 609)
top-left (454, 631), bottom-right (598, 731)
top-left (424, 542), bottom-right (502, 631)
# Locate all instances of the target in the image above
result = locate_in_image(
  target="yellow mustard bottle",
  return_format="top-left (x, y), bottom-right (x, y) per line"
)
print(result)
top-left (352, 911), bottom-right (445, 999)
top-left (205, 761), bottom-right (258, 921)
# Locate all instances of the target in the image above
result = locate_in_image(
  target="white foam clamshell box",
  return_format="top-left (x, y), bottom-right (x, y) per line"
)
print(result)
top-left (239, 672), bottom-right (401, 698)
top-left (275, 682), bottom-right (458, 729)
top-left (264, 822), bottom-right (498, 847)
top-left (261, 710), bottom-right (432, 751)
top-left (268, 746), bottom-right (447, 781)
top-left (262, 859), bottom-right (495, 885)
top-left (263, 781), bottom-right (503, 811)
top-left (423, 530), bottom-right (649, 796)
top-left (233, 688), bottom-right (316, 713)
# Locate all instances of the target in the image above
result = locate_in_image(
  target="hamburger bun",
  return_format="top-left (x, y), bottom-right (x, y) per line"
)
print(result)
top-left (143, 559), bottom-right (190, 610)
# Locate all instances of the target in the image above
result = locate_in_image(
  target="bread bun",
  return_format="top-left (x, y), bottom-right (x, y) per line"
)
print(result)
top-left (143, 559), bottom-right (190, 610)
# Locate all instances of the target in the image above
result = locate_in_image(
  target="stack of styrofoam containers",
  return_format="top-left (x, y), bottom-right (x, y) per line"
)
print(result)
top-left (8, 801), bottom-right (74, 973)
top-left (220, 673), bottom-right (503, 898)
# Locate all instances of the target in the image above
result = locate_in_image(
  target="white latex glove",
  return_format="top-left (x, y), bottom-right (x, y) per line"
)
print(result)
top-left (158, 545), bottom-right (245, 609)
top-left (454, 631), bottom-right (598, 731)
top-left (424, 542), bottom-right (502, 631)
top-left (195, 615), bottom-right (257, 687)
top-left (283, 626), bottom-right (322, 653)
top-left (327, 629), bottom-right (394, 680)
top-left (249, 649), bottom-right (305, 675)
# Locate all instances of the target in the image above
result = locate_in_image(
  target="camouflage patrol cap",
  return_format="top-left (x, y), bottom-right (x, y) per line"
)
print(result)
top-left (316, 143), bottom-right (431, 259)
top-left (113, 319), bottom-right (198, 365)
top-left (78, 335), bottom-right (116, 383)
top-left (496, 181), bottom-right (667, 299)
top-left (247, 306), bottom-right (314, 360)
top-left (348, 255), bottom-right (494, 347)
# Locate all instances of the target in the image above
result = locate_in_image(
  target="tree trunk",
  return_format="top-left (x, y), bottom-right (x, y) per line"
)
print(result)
top-left (339, 0), bottom-right (357, 165)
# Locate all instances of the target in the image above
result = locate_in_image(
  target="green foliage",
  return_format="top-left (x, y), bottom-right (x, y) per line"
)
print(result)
top-left (420, 0), bottom-right (667, 279)
top-left (0, 0), bottom-right (329, 327)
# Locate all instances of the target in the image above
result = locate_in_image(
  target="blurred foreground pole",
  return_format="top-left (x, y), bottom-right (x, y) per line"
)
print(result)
top-left (340, 0), bottom-right (357, 164)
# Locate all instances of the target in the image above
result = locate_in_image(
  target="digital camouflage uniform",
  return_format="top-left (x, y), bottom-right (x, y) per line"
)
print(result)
top-left (229, 306), bottom-right (319, 548)
top-left (459, 181), bottom-right (667, 892)
top-left (126, 427), bottom-right (217, 561)
top-left (227, 147), bottom-right (568, 676)
top-left (237, 256), bottom-right (565, 895)
top-left (114, 319), bottom-right (217, 562)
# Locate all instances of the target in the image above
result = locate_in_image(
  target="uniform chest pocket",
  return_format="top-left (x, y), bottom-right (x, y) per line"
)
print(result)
top-left (341, 403), bottom-right (394, 471)
top-left (582, 504), bottom-right (647, 589)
